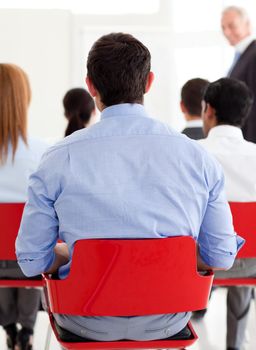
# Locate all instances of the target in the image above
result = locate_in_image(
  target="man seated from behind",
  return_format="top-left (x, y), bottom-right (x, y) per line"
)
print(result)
top-left (199, 77), bottom-right (255, 350)
top-left (181, 78), bottom-right (209, 140)
top-left (16, 33), bottom-right (243, 342)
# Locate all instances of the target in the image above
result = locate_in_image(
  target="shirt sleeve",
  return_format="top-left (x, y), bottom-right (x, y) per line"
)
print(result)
top-left (198, 154), bottom-right (245, 269)
top-left (15, 146), bottom-right (69, 277)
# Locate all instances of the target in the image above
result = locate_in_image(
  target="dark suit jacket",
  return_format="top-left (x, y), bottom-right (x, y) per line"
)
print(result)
top-left (229, 40), bottom-right (256, 143)
top-left (182, 127), bottom-right (204, 140)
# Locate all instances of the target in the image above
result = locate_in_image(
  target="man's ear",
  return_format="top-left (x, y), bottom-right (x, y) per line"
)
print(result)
top-left (86, 77), bottom-right (97, 97)
top-left (205, 103), bottom-right (216, 120)
top-left (180, 101), bottom-right (187, 114)
top-left (203, 102), bottom-right (217, 126)
top-left (145, 71), bottom-right (154, 93)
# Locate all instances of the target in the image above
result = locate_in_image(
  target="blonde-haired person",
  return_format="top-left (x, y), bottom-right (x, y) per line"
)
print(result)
top-left (0, 64), bottom-right (48, 350)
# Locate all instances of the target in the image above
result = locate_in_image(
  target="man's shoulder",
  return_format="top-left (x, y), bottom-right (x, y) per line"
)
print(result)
top-left (239, 40), bottom-right (256, 62)
top-left (179, 134), bottom-right (219, 171)
top-left (182, 127), bottom-right (204, 140)
top-left (241, 138), bottom-right (256, 153)
top-left (248, 40), bottom-right (256, 50)
top-left (43, 117), bottom-right (208, 159)
top-left (199, 134), bottom-right (256, 159)
top-left (42, 128), bottom-right (90, 155)
top-left (244, 40), bottom-right (256, 59)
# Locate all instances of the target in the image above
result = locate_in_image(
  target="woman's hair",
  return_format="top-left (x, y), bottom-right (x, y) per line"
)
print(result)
top-left (63, 88), bottom-right (95, 137)
top-left (0, 64), bottom-right (31, 164)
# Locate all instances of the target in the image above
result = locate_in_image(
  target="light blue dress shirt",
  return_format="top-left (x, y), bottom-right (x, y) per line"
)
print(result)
top-left (16, 103), bottom-right (243, 279)
top-left (16, 103), bottom-right (244, 340)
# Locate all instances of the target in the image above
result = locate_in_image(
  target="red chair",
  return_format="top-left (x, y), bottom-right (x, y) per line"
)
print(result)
top-left (43, 236), bottom-right (213, 350)
top-left (0, 203), bottom-right (43, 287)
top-left (213, 202), bottom-right (256, 286)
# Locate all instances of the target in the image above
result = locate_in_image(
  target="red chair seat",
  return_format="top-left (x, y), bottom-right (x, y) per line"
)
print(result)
top-left (0, 203), bottom-right (44, 288)
top-left (0, 279), bottom-right (43, 287)
top-left (214, 278), bottom-right (256, 286)
top-left (213, 202), bottom-right (256, 287)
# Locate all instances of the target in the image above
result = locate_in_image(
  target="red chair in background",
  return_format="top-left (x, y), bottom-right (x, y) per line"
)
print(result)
top-left (43, 236), bottom-right (213, 350)
top-left (213, 202), bottom-right (256, 286)
top-left (0, 203), bottom-right (43, 287)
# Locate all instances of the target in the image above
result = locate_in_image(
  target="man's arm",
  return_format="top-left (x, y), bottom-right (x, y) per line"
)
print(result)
top-left (16, 146), bottom-right (69, 277)
top-left (197, 154), bottom-right (244, 271)
top-left (196, 244), bottom-right (226, 271)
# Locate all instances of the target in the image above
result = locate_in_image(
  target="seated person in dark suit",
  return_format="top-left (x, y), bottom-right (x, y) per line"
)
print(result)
top-left (180, 78), bottom-right (209, 140)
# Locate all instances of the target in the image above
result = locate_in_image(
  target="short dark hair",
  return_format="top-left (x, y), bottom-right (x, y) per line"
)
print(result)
top-left (203, 78), bottom-right (253, 127)
top-left (63, 88), bottom-right (95, 137)
top-left (87, 33), bottom-right (151, 106)
top-left (181, 78), bottom-right (209, 116)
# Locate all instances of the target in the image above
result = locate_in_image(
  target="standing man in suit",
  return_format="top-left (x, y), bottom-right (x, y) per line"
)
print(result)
top-left (221, 6), bottom-right (256, 143)
top-left (180, 78), bottom-right (209, 140)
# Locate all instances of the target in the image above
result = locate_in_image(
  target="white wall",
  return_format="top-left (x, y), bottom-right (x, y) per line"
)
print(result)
top-left (0, 9), bottom-right (71, 141)
top-left (70, 1), bottom-right (173, 126)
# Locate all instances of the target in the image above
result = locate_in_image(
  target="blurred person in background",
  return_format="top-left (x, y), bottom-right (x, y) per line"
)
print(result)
top-left (63, 88), bottom-right (95, 137)
top-left (180, 78), bottom-right (209, 140)
top-left (222, 6), bottom-right (256, 143)
top-left (0, 63), bottom-right (48, 350)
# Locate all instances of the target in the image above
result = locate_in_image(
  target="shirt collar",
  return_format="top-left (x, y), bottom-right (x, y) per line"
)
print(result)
top-left (207, 125), bottom-right (244, 139)
top-left (235, 35), bottom-right (254, 54)
top-left (185, 119), bottom-right (203, 128)
top-left (101, 103), bottom-right (149, 120)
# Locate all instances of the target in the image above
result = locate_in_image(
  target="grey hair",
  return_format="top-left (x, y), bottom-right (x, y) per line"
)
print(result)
top-left (222, 6), bottom-right (250, 23)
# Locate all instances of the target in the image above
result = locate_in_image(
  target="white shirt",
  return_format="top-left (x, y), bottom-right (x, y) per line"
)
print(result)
top-left (199, 125), bottom-right (256, 201)
top-left (184, 119), bottom-right (203, 128)
top-left (235, 35), bottom-right (254, 55)
top-left (0, 136), bottom-right (49, 202)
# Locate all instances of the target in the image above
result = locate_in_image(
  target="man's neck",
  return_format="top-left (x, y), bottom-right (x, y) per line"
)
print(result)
top-left (185, 114), bottom-right (201, 122)
top-left (100, 100), bottom-right (144, 112)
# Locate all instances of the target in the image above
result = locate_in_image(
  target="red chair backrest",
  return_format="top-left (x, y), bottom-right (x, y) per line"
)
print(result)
top-left (45, 236), bottom-right (213, 316)
top-left (229, 202), bottom-right (256, 259)
top-left (0, 203), bottom-right (25, 260)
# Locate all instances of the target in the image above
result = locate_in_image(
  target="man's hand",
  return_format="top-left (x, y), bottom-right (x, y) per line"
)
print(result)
top-left (46, 242), bottom-right (70, 274)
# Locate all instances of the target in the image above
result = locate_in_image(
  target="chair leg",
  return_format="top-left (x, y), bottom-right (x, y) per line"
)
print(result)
top-left (44, 322), bottom-right (52, 350)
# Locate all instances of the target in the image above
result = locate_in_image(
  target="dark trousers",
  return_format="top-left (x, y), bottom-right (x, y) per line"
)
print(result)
top-left (0, 262), bottom-right (41, 329)
top-left (215, 258), bottom-right (256, 349)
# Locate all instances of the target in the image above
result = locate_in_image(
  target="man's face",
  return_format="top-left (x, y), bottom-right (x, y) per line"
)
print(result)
top-left (221, 10), bottom-right (250, 46)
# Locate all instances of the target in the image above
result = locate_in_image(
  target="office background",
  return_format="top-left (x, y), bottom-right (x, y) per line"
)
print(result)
top-left (0, 0), bottom-right (255, 139)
